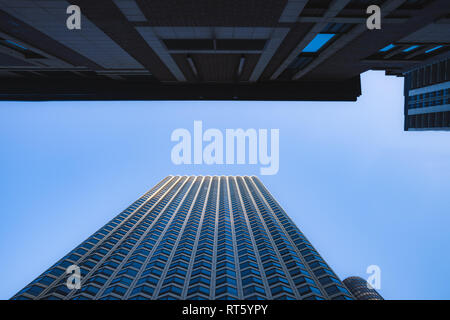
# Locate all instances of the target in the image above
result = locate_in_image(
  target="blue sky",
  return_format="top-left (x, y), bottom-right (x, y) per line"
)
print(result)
top-left (1, 71), bottom-right (449, 300)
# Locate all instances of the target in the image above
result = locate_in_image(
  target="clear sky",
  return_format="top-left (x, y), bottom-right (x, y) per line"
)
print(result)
top-left (1, 71), bottom-right (449, 300)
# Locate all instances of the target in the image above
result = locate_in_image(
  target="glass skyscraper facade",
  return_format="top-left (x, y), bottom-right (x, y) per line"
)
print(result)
top-left (404, 57), bottom-right (450, 131)
top-left (12, 175), bottom-right (353, 300)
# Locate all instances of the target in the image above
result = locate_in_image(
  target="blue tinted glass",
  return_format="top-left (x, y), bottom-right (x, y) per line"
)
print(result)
top-left (302, 34), bottom-right (335, 52)
top-left (5, 40), bottom-right (28, 50)
top-left (425, 45), bottom-right (443, 53)
top-left (379, 44), bottom-right (395, 52)
top-left (403, 45), bottom-right (420, 52)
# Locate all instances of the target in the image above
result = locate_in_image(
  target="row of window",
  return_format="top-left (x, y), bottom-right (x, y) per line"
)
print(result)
top-left (94, 177), bottom-right (198, 300)
top-left (407, 111), bottom-right (450, 129)
top-left (14, 176), bottom-right (352, 301)
top-left (408, 58), bottom-right (450, 90)
top-left (408, 89), bottom-right (450, 109)
top-left (250, 177), bottom-right (352, 300)
top-left (13, 176), bottom-right (178, 300)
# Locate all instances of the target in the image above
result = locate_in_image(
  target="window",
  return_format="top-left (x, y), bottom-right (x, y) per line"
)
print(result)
top-left (403, 45), bottom-right (420, 52)
top-left (325, 285), bottom-right (351, 296)
top-left (243, 285), bottom-right (265, 296)
top-left (191, 268), bottom-right (210, 277)
top-left (82, 260), bottom-right (96, 269)
top-left (88, 276), bottom-right (107, 286)
top-left (298, 285), bottom-right (321, 296)
top-left (216, 285), bottom-right (237, 296)
top-left (137, 275), bottom-right (158, 286)
top-left (159, 285), bottom-right (182, 295)
top-left (274, 294), bottom-right (295, 300)
top-left (163, 276), bottom-right (185, 286)
top-left (48, 268), bottom-right (64, 277)
top-left (425, 45), bottom-right (444, 54)
top-left (100, 295), bottom-right (120, 300)
top-left (268, 276), bottom-right (289, 286)
top-left (380, 44), bottom-right (395, 52)
top-left (244, 295), bottom-right (265, 300)
top-left (4, 40), bottom-right (27, 50)
top-left (242, 276), bottom-right (263, 286)
top-left (309, 261), bottom-right (327, 269)
top-left (145, 268), bottom-right (162, 277)
top-left (111, 276), bottom-right (133, 286)
top-left (51, 284), bottom-right (71, 296)
top-left (190, 276), bottom-right (210, 286)
top-left (117, 268), bottom-right (138, 277)
top-left (129, 295), bottom-right (149, 300)
top-left (293, 276), bottom-right (316, 286)
top-left (187, 285), bottom-right (210, 296)
top-left (80, 285), bottom-right (99, 296)
top-left (302, 34), bottom-right (335, 53)
top-left (104, 285), bottom-right (127, 297)
top-left (23, 285), bottom-right (44, 297)
top-left (313, 268), bottom-right (334, 277)
top-left (217, 295), bottom-right (238, 300)
top-left (123, 261), bottom-right (143, 269)
top-left (216, 276), bottom-right (237, 286)
top-left (97, 268), bottom-right (114, 277)
top-left (241, 268), bottom-right (260, 277)
top-left (103, 261), bottom-right (119, 269)
top-left (188, 295), bottom-right (207, 300)
top-left (271, 285), bottom-right (293, 296)
top-left (318, 276), bottom-right (340, 286)
top-left (36, 276), bottom-right (55, 286)
top-left (216, 268), bottom-right (236, 277)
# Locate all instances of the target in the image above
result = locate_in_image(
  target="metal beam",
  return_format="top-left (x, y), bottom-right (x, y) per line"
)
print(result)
top-left (168, 50), bottom-right (263, 54)
top-left (361, 59), bottom-right (420, 64)
top-left (297, 17), bottom-right (408, 24)
top-left (246, 0), bottom-right (307, 82)
top-left (136, 27), bottom-right (186, 81)
top-left (279, 0), bottom-right (308, 23)
top-left (405, 45), bottom-right (440, 60)
top-left (249, 28), bottom-right (289, 82)
top-left (292, 0), bottom-right (407, 80)
top-left (0, 31), bottom-right (74, 69)
top-left (383, 45), bottom-right (407, 59)
top-left (270, 0), bottom-right (352, 80)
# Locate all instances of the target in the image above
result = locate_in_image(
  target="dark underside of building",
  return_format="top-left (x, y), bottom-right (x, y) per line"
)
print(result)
top-left (0, 0), bottom-right (449, 101)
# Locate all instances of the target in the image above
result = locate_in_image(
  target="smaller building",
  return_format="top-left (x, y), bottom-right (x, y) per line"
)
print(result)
top-left (343, 276), bottom-right (383, 300)
top-left (403, 57), bottom-right (450, 131)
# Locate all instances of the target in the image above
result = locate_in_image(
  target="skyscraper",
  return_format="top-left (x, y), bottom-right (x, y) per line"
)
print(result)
top-left (403, 56), bottom-right (450, 131)
top-left (343, 276), bottom-right (384, 300)
top-left (12, 175), bottom-right (353, 300)
top-left (0, 1), bottom-right (448, 101)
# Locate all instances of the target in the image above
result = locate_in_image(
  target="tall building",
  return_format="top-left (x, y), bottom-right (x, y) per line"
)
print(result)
top-left (12, 175), bottom-right (354, 300)
top-left (0, 0), bottom-right (449, 101)
top-left (343, 276), bottom-right (384, 300)
top-left (403, 56), bottom-right (450, 131)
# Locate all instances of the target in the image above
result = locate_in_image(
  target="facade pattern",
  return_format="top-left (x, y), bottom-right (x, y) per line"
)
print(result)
top-left (0, 1), bottom-right (449, 101)
top-left (12, 175), bottom-right (353, 300)
top-left (404, 57), bottom-right (450, 130)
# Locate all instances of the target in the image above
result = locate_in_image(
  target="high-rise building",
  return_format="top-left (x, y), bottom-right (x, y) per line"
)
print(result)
top-left (11, 175), bottom-right (354, 300)
top-left (403, 56), bottom-right (450, 131)
top-left (0, 0), bottom-right (448, 101)
top-left (343, 276), bottom-right (384, 300)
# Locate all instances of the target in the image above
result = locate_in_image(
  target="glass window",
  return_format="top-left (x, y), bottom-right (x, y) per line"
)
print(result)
top-left (302, 34), bottom-right (336, 52)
